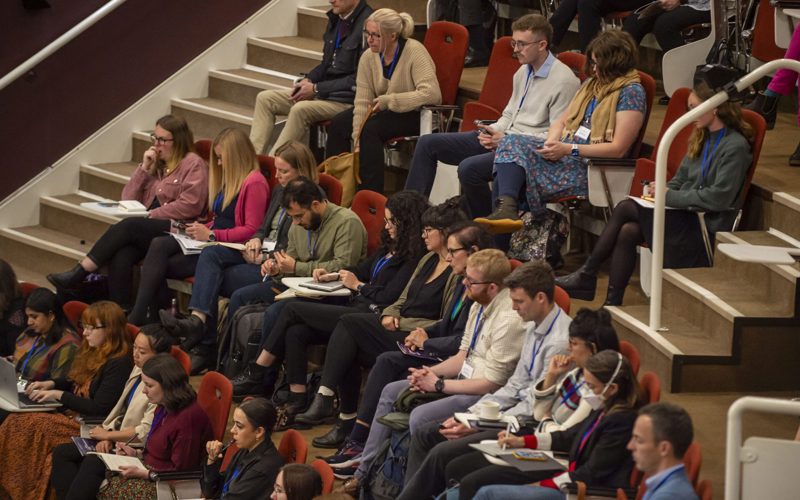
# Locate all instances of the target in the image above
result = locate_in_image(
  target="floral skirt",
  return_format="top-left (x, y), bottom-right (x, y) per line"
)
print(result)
top-left (98, 475), bottom-right (157, 500)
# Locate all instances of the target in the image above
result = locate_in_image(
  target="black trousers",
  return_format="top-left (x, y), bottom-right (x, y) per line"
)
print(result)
top-left (623, 6), bottom-right (711, 52)
top-left (549, 0), bottom-right (650, 51)
top-left (86, 217), bottom-right (171, 306)
top-left (326, 107), bottom-right (421, 193)
top-left (127, 234), bottom-right (199, 325)
top-left (449, 452), bottom-right (557, 500)
top-left (51, 443), bottom-right (107, 500)
top-left (356, 350), bottom-right (426, 427)
top-left (319, 313), bottom-right (408, 413)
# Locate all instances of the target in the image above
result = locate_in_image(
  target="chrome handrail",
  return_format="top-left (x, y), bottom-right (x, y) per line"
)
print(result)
top-left (0, 0), bottom-right (127, 92)
top-left (648, 58), bottom-right (800, 331)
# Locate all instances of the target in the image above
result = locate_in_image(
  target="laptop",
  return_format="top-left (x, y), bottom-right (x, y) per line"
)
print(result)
top-left (0, 358), bottom-right (62, 412)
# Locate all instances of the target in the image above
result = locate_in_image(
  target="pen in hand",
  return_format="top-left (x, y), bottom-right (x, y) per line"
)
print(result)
top-left (502, 420), bottom-right (512, 451)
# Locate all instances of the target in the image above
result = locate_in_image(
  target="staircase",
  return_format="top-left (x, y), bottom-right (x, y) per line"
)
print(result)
top-left (0, 0), bottom-right (429, 286)
top-left (609, 191), bottom-right (800, 393)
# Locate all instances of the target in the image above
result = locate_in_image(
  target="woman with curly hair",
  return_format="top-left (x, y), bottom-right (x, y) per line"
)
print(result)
top-left (231, 191), bottom-right (431, 407)
top-left (0, 301), bottom-right (132, 500)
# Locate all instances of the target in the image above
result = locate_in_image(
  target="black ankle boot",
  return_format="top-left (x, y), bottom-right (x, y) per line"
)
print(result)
top-left (604, 285), bottom-right (625, 306)
top-left (160, 310), bottom-right (205, 350)
top-left (295, 393), bottom-right (336, 425)
top-left (555, 266), bottom-right (598, 301)
top-left (746, 91), bottom-right (778, 130)
top-left (231, 363), bottom-right (267, 397)
top-left (790, 142), bottom-right (800, 167)
top-left (47, 264), bottom-right (88, 290)
top-left (313, 418), bottom-right (355, 448)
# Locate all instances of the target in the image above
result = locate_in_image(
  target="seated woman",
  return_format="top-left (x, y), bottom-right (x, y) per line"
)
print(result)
top-left (447, 350), bottom-right (642, 500)
top-left (549, 0), bottom-right (650, 53)
top-left (271, 464), bottom-right (323, 500)
top-left (557, 81), bottom-right (753, 305)
top-left (295, 199), bottom-right (467, 427)
top-left (127, 127), bottom-right (269, 327)
top-left (47, 115), bottom-right (208, 309)
top-left (0, 259), bottom-right (27, 356)
top-left (230, 191), bottom-right (430, 408)
top-left (161, 141), bottom-right (320, 349)
top-left (623, 0), bottom-right (711, 54)
top-left (14, 288), bottom-right (79, 383)
top-left (202, 398), bottom-right (285, 498)
top-left (477, 30), bottom-right (646, 228)
top-left (50, 324), bottom-right (173, 499)
top-left (325, 8), bottom-right (442, 193)
top-left (61, 354), bottom-right (213, 499)
top-left (0, 301), bottom-right (132, 500)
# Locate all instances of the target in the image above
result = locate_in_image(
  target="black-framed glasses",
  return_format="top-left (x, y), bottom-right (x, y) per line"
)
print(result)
top-left (422, 227), bottom-right (437, 236)
top-left (446, 247), bottom-right (467, 256)
top-left (463, 276), bottom-right (491, 288)
top-left (149, 133), bottom-right (174, 145)
top-left (510, 39), bottom-right (545, 50)
top-left (363, 30), bottom-right (382, 39)
top-left (79, 323), bottom-right (105, 331)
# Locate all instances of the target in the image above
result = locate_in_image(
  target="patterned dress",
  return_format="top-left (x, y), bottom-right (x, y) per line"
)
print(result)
top-left (494, 83), bottom-right (646, 216)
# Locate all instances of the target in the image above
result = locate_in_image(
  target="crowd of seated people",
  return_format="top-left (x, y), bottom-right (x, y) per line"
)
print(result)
top-left (1, 2), bottom-right (769, 497)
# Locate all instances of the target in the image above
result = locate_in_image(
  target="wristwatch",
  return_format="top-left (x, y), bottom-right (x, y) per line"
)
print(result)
top-left (313, 83), bottom-right (319, 95)
top-left (148, 470), bottom-right (159, 482)
top-left (571, 144), bottom-right (580, 156)
top-left (356, 283), bottom-right (365, 294)
top-left (208, 232), bottom-right (216, 242)
top-left (434, 376), bottom-right (445, 393)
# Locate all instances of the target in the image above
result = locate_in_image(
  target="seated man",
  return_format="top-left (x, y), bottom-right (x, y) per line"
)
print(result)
top-left (623, 0), bottom-right (710, 55)
top-left (404, 14), bottom-right (580, 218)
top-left (628, 402), bottom-right (698, 499)
top-left (249, 0), bottom-right (373, 154)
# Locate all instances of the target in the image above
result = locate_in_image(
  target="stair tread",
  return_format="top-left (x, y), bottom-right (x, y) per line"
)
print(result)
top-left (49, 193), bottom-right (97, 205)
top-left (621, 305), bottom-right (731, 356)
top-left (718, 231), bottom-right (800, 272)
top-left (253, 35), bottom-right (324, 53)
top-left (7, 225), bottom-right (95, 252)
top-left (215, 68), bottom-right (293, 87)
top-left (13, 266), bottom-right (51, 289)
top-left (175, 97), bottom-right (255, 118)
top-left (670, 267), bottom-right (794, 317)
top-left (86, 161), bottom-right (139, 177)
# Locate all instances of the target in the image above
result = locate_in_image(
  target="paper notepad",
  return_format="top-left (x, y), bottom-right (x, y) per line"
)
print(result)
top-left (88, 452), bottom-right (145, 472)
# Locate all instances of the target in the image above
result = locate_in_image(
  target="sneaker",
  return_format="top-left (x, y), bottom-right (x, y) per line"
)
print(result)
top-left (323, 440), bottom-right (364, 469)
top-left (333, 464), bottom-right (359, 480)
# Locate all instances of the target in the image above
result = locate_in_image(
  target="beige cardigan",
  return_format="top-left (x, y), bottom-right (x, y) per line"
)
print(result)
top-left (101, 366), bottom-right (156, 445)
top-left (352, 37), bottom-right (442, 143)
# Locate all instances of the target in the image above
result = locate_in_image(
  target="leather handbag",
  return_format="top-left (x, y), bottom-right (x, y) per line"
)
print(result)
top-left (318, 106), bottom-right (375, 207)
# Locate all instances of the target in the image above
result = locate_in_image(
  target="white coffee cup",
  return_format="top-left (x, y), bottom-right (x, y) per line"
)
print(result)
top-left (477, 401), bottom-right (501, 420)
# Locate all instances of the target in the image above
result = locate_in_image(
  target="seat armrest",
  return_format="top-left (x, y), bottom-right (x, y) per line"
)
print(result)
top-left (421, 104), bottom-right (460, 111)
top-left (155, 470), bottom-right (203, 481)
top-left (563, 483), bottom-right (637, 498)
top-left (582, 157), bottom-right (638, 168)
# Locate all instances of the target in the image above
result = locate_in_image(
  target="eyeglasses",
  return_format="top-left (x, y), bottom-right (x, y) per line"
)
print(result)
top-left (363, 30), bottom-right (382, 39)
top-left (79, 323), bottom-right (105, 331)
top-left (149, 133), bottom-right (174, 145)
top-left (463, 276), bottom-right (491, 288)
top-left (510, 39), bottom-right (545, 50)
top-left (290, 211), bottom-right (308, 222)
top-left (422, 227), bottom-right (437, 236)
top-left (446, 247), bottom-right (467, 256)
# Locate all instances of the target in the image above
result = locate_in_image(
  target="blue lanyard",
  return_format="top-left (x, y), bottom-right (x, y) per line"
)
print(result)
top-left (307, 231), bottom-right (319, 259)
top-left (700, 129), bottom-right (725, 185)
top-left (276, 208), bottom-right (286, 227)
top-left (528, 309), bottom-right (561, 375)
top-left (449, 289), bottom-right (467, 321)
top-left (371, 254), bottom-right (392, 280)
top-left (517, 66), bottom-right (534, 111)
top-left (585, 98), bottom-right (597, 125)
top-left (19, 338), bottom-right (47, 377)
top-left (381, 42), bottom-right (401, 80)
top-left (213, 191), bottom-right (224, 214)
top-left (467, 306), bottom-right (485, 357)
top-left (147, 407), bottom-right (165, 447)
top-left (221, 465), bottom-right (243, 497)
top-left (125, 378), bottom-right (141, 408)
top-left (558, 379), bottom-right (584, 409)
top-left (335, 22), bottom-right (344, 50)
top-left (647, 466), bottom-right (685, 498)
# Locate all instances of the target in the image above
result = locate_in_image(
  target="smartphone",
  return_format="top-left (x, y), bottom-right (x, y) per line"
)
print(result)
top-left (512, 450), bottom-right (548, 461)
top-left (474, 120), bottom-right (494, 134)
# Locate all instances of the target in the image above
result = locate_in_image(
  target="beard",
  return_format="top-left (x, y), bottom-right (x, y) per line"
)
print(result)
top-left (307, 211), bottom-right (323, 231)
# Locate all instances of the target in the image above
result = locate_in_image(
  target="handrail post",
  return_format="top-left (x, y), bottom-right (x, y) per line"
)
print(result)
top-left (648, 58), bottom-right (800, 331)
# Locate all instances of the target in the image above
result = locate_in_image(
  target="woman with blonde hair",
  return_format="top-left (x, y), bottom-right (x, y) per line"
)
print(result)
top-left (557, 80), bottom-right (753, 305)
top-left (325, 8), bottom-right (442, 192)
top-left (0, 301), bottom-right (133, 500)
top-left (127, 127), bottom-right (269, 328)
top-left (48, 115), bottom-right (208, 310)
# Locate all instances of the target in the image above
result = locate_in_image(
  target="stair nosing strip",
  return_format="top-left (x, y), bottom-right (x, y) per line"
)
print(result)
top-left (80, 164), bottom-right (131, 184)
top-left (767, 227), bottom-right (800, 249)
top-left (606, 306), bottom-right (683, 356)
top-left (663, 269), bottom-right (741, 322)
top-left (76, 190), bottom-right (111, 202)
top-left (717, 232), bottom-right (800, 280)
top-left (0, 228), bottom-right (84, 260)
top-left (132, 130), bottom-right (152, 142)
top-left (247, 37), bottom-right (323, 59)
top-left (40, 196), bottom-right (120, 225)
top-left (773, 191), bottom-right (800, 212)
top-left (209, 70), bottom-right (291, 91)
top-left (297, 6), bottom-right (328, 18)
top-left (241, 65), bottom-right (299, 80)
top-left (170, 98), bottom-right (252, 125)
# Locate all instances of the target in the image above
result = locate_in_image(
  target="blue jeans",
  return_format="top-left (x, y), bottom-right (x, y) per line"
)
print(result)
top-left (188, 246), bottom-right (262, 316)
top-left (474, 485), bottom-right (566, 500)
top-left (228, 279), bottom-right (283, 319)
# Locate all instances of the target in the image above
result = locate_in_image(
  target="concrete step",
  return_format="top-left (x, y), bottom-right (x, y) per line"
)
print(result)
top-left (171, 97), bottom-right (253, 140)
top-left (40, 193), bottom-right (118, 243)
top-left (247, 36), bottom-right (323, 76)
top-left (79, 162), bottom-right (138, 200)
top-left (772, 192), bottom-right (800, 242)
top-left (298, 6), bottom-right (328, 39)
top-left (208, 68), bottom-right (294, 108)
top-left (0, 225), bottom-right (91, 277)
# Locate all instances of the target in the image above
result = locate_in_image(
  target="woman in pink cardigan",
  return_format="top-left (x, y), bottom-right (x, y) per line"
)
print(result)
top-left (126, 128), bottom-right (269, 336)
top-left (48, 115), bottom-right (208, 309)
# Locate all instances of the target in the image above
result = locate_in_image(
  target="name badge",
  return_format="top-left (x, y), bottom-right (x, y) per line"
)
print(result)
top-left (262, 239), bottom-right (277, 252)
top-left (459, 361), bottom-right (474, 379)
top-left (574, 125), bottom-right (591, 141)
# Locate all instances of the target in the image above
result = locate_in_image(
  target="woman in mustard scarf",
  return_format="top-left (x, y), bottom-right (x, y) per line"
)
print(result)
top-left (477, 30), bottom-right (646, 228)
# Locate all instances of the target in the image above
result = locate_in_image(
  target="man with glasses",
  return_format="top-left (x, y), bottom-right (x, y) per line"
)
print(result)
top-left (404, 14), bottom-right (580, 218)
top-left (249, 0), bottom-right (373, 154)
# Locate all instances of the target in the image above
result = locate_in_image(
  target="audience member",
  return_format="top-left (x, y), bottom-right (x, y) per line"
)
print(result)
top-left (127, 127), bottom-right (269, 329)
top-left (249, 0), bottom-right (373, 154)
top-left (321, 222), bottom-right (491, 459)
top-left (271, 463), bottom-right (324, 500)
top-left (477, 30), bottom-right (645, 229)
top-left (459, 0), bottom-right (493, 67)
top-left (623, 0), bottom-right (711, 54)
top-left (549, 0), bottom-right (650, 52)
top-left (628, 402), bottom-right (698, 499)
top-left (50, 324), bottom-right (173, 499)
top-left (460, 350), bottom-right (642, 499)
top-left (231, 191), bottom-right (429, 409)
top-left (404, 14), bottom-right (580, 218)
top-left (47, 115), bottom-right (208, 310)
top-left (13, 288), bottom-right (79, 382)
top-left (0, 301), bottom-right (132, 500)
top-left (202, 398), bottom-right (285, 499)
top-left (0, 259), bottom-right (26, 356)
top-left (326, 8), bottom-right (442, 192)
top-left (160, 141), bottom-right (320, 352)
top-left (294, 199), bottom-right (467, 427)
top-left (556, 80), bottom-right (753, 305)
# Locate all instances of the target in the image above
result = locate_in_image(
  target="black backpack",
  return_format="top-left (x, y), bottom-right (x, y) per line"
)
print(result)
top-left (216, 302), bottom-right (268, 378)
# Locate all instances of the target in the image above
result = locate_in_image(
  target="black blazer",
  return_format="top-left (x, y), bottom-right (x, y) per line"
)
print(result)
top-left (55, 355), bottom-right (133, 417)
top-left (254, 184), bottom-right (291, 251)
top-left (201, 439), bottom-right (284, 499)
top-left (349, 251), bottom-right (421, 311)
top-left (421, 280), bottom-right (473, 357)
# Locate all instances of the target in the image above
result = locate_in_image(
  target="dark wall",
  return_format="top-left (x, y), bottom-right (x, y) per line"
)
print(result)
top-left (0, 0), bottom-right (268, 202)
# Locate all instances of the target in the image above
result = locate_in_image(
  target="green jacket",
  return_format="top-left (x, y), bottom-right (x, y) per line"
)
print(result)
top-left (284, 203), bottom-right (367, 277)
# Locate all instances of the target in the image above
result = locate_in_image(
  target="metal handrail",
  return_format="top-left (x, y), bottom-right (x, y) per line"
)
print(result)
top-left (0, 0), bottom-right (126, 92)
top-left (725, 396), bottom-right (800, 500)
top-left (649, 58), bottom-right (800, 330)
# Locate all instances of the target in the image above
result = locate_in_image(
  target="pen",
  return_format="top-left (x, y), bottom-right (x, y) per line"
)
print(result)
top-left (502, 420), bottom-right (511, 451)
